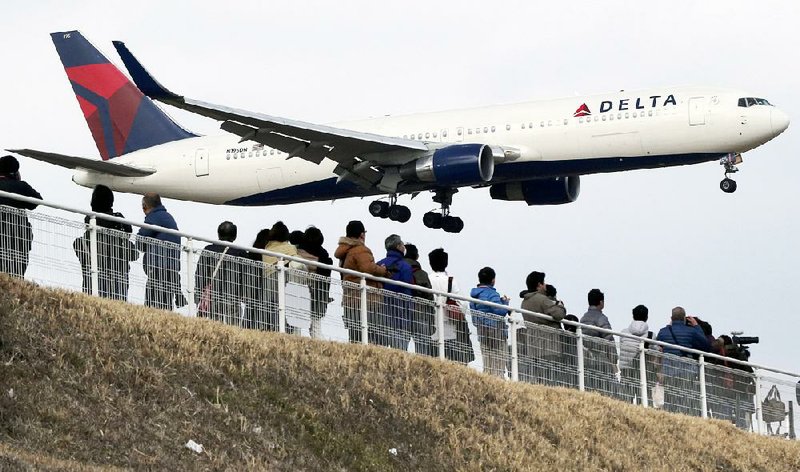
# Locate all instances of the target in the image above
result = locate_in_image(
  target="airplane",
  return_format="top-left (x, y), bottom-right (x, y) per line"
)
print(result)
top-left (11, 31), bottom-right (790, 233)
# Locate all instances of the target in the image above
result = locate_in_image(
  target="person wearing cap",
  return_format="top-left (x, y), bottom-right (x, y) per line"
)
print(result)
top-left (0, 155), bottom-right (42, 278)
top-left (334, 220), bottom-right (389, 344)
top-left (73, 185), bottom-right (139, 300)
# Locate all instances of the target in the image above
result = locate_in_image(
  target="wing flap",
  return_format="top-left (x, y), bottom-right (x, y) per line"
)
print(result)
top-left (112, 39), bottom-right (430, 187)
top-left (10, 149), bottom-right (155, 177)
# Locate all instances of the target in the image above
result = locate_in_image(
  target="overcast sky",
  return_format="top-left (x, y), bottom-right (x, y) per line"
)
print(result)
top-left (2, 1), bottom-right (798, 373)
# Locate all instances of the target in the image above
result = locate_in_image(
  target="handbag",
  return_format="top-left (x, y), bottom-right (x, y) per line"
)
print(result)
top-left (198, 247), bottom-right (229, 314)
top-left (445, 276), bottom-right (464, 321)
top-left (762, 385), bottom-right (786, 424)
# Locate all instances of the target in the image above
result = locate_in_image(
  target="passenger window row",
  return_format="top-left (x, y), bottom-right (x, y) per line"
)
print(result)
top-left (227, 149), bottom-right (285, 160)
top-left (578, 109), bottom-right (658, 124)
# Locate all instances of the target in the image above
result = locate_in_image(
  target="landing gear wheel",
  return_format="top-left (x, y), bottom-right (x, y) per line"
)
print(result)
top-left (388, 205), bottom-right (411, 223)
top-left (720, 178), bottom-right (737, 194)
top-left (423, 211), bottom-right (443, 229)
top-left (442, 216), bottom-right (464, 233)
top-left (368, 200), bottom-right (390, 218)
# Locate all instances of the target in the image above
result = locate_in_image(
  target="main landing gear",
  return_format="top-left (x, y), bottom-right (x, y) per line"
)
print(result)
top-left (720, 153), bottom-right (742, 194)
top-left (422, 188), bottom-right (464, 233)
top-left (367, 188), bottom-right (466, 233)
top-left (368, 195), bottom-right (411, 222)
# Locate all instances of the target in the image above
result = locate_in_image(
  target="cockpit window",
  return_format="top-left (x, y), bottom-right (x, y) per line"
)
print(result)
top-left (738, 97), bottom-right (773, 107)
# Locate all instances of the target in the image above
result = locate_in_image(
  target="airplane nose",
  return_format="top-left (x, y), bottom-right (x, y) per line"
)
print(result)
top-left (771, 108), bottom-right (790, 135)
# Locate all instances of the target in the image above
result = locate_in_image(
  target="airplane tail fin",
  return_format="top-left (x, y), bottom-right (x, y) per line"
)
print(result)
top-left (50, 31), bottom-right (196, 160)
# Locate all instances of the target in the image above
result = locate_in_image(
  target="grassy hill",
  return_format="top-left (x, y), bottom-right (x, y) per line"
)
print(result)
top-left (0, 275), bottom-right (798, 471)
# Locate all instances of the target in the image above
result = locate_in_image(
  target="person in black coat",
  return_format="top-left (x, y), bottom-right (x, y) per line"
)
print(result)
top-left (298, 226), bottom-right (333, 339)
top-left (194, 221), bottom-right (248, 324)
top-left (0, 155), bottom-right (41, 278)
top-left (242, 228), bottom-right (271, 330)
top-left (74, 185), bottom-right (139, 300)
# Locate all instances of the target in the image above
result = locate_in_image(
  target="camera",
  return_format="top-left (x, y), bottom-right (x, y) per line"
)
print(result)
top-left (722, 333), bottom-right (759, 362)
top-left (732, 336), bottom-right (759, 345)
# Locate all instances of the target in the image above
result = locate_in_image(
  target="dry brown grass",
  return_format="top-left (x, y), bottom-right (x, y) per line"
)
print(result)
top-left (0, 274), bottom-right (798, 471)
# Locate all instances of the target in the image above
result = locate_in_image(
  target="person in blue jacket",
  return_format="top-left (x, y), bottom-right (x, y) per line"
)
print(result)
top-left (655, 306), bottom-right (711, 414)
top-left (137, 193), bottom-right (185, 311)
top-left (376, 234), bottom-right (413, 349)
top-left (470, 267), bottom-right (510, 378)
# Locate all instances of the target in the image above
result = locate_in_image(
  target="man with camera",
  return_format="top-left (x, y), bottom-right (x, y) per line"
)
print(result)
top-left (655, 307), bottom-right (711, 415)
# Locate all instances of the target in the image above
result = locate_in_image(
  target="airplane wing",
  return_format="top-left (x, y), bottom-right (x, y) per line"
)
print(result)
top-left (112, 41), bottom-right (430, 188)
top-left (9, 149), bottom-right (156, 177)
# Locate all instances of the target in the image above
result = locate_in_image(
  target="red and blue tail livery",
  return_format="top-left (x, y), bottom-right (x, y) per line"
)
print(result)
top-left (50, 31), bottom-right (195, 160)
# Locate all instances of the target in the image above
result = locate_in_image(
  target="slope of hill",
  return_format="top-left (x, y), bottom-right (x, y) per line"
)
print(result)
top-left (0, 275), bottom-right (798, 471)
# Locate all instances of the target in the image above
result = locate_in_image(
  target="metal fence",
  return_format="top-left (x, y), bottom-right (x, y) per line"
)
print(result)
top-left (1, 189), bottom-right (798, 438)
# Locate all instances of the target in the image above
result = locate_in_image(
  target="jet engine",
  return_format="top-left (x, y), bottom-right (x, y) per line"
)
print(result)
top-left (400, 144), bottom-right (499, 187)
top-left (489, 176), bottom-right (580, 205)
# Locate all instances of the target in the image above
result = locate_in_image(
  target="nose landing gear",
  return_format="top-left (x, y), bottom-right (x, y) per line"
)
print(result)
top-left (422, 188), bottom-right (464, 233)
top-left (720, 153), bottom-right (742, 194)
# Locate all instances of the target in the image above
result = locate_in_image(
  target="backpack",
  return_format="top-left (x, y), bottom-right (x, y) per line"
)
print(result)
top-left (410, 265), bottom-right (433, 300)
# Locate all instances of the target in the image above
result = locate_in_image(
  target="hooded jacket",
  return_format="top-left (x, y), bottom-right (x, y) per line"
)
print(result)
top-left (334, 236), bottom-right (387, 288)
top-left (619, 320), bottom-right (650, 369)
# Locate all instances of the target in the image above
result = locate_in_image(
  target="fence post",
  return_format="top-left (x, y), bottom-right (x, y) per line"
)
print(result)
top-left (577, 326), bottom-right (585, 392)
top-left (754, 370), bottom-right (764, 434)
top-left (277, 259), bottom-right (287, 333)
top-left (639, 339), bottom-right (648, 408)
top-left (88, 216), bottom-right (99, 297)
top-left (699, 354), bottom-right (708, 418)
top-left (509, 315), bottom-right (519, 382)
top-left (185, 238), bottom-right (196, 317)
top-left (360, 277), bottom-right (369, 345)
top-left (435, 297), bottom-right (445, 360)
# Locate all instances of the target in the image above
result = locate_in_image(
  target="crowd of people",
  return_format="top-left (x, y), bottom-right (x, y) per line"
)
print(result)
top-left (0, 155), bottom-right (759, 425)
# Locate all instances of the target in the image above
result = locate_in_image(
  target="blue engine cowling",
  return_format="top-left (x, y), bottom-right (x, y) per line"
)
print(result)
top-left (400, 144), bottom-right (498, 186)
top-left (489, 176), bottom-right (580, 205)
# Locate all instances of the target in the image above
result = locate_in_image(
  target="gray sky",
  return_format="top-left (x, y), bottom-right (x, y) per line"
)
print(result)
top-left (2, 1), bottom-right (798, 372)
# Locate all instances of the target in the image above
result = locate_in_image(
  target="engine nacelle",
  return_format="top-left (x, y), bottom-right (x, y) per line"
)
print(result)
top-left (400, 144), bottom-right (498, 186)
top-left (489, 176), bottom-right (580, 205)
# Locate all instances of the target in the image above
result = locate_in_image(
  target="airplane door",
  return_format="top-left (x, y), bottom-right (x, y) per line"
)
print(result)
top-left (689, 97), bottom-right (706, 126)
top-left (195, 149), bottom-right (209, 176)
top-left (455, 127), bottom-right (464, 142)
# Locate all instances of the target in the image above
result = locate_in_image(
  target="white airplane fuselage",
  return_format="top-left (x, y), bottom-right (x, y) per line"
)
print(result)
top-left (73, 85), bottom-right (789, 206)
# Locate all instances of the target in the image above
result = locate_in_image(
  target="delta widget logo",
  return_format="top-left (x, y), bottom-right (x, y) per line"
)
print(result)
top-left (573, 103), bottom-right (591, 117)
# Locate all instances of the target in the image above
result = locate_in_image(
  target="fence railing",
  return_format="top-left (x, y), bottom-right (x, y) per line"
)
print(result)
top-left (0, 189), bottom-right (797, 438)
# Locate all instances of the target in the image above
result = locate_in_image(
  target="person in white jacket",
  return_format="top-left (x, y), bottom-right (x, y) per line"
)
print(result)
top-left (428, 248), bottom-right (475, 365)
top-left (618, 304), bottom-right (653, 404)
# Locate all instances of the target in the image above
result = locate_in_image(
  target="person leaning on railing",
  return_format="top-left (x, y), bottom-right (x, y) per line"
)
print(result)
top-left (403, 243), bottom-right (437, 358)
top-left (518, 271), bottom-right (566, 385)
top-left (73, 185), bottom-right (138, 301)
top-left (580, 289), bottom-right (619, 394)
top-left (0, 155), bottom-right (41, 279)
top-left (334, 220), bottom-right (388, 344)
top-left (194, 221), bottom-right (247, 324)
top-left (242, 229), bottom-right (271, 330)
top-left (137, 193), bottom-right (186, 311)
top-left (469, 267), bottom-right (510, 378)
top-left (654, 307), bottom-right (711, 415)
top-left (376, 234), bottom-right (414, 350)
top-left (297, 226), bottom-right (333, 340)
top-left (428, 248), bottom-right (474, 365)
top-left (262, 221), bottom-right (307, 333)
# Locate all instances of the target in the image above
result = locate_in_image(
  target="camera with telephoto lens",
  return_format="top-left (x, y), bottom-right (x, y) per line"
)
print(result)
top-left (723, 334), bottom-right (759, 362)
